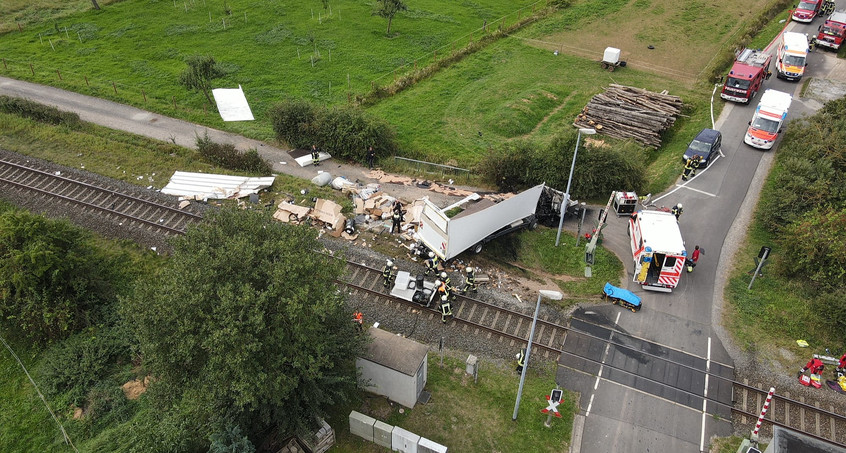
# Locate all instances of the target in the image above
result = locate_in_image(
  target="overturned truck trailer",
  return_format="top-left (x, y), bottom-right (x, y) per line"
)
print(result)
top-left (418, 184), bottom-right (545, 261)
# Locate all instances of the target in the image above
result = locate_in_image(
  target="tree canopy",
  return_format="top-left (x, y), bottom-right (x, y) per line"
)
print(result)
top-left (373, 0), bottom-right (408, 36)
top-left (0, 210), bottom-right (114, 342)
top-left (178, 55), bottom-right (223, 104)
top-left (122, 207), bottom-right (364, 449)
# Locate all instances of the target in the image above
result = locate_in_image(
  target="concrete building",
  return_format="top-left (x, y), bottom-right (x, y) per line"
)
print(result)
top-left (357, 327), bottom-right (428, 408)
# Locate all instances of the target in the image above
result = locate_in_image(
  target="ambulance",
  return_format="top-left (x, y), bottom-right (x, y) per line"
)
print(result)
top-left (776, 32), bottom-right (809, 81)
top-left (743, 89), bottom-right (792, 150)
top-left (628, 210), bottom-right (686, 292)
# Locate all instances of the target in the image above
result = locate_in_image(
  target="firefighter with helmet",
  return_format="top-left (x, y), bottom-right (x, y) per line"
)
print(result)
top-left (439, 271), bottom-right (451, 289)
top-left (671, 203), bottom-right (683, 221)
top-left (681, 155), bottom-right (697, 181)
top-left (425, 251), bottom-right (440, 276)
top-left (352, 311), bottom-right (364, 332)
top-left (463, 267), bottom-right (477, 293)
top-left (311, 144), bottom-right (321, 167)
top-left (515, 348), bottom-right (526, 374)
top-left (439, 295), bottom-right (453, 323)
top-left (382, 259), bottom-right (395, 289)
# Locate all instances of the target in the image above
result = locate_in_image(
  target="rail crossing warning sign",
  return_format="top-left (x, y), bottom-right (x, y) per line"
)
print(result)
top-left (541, 388), bottom-right (564, 418)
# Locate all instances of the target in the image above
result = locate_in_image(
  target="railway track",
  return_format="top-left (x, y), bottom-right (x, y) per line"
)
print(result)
top-left (5, 154), bottom-right (844, 448)
top-left (732, 380), bottom-right (846, 447)
top-left (0, 156), bottom-right (203, 235)
top-left (336, 258), bottom-right (567, 361)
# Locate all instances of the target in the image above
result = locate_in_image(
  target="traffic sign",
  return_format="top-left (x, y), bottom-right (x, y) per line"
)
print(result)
top-left (541, 389), bottom-right (563, 418)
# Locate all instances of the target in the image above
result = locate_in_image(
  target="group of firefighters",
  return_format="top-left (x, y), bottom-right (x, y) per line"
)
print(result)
top-left (681, 154), bottom-right (702, 181)
top-left (374, 253), bottom-right (478, 325)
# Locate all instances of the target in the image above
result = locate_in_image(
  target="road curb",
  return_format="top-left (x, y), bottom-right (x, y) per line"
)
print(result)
top-left (569, 414), bottom-right (585, 453)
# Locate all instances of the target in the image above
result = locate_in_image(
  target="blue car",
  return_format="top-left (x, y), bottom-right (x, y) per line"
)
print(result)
top-left (602, 283), bottom-right (642, 312)
top-left (682, 128), bottom-right (722, 168)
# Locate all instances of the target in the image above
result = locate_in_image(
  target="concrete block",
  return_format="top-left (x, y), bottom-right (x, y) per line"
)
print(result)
top-left (391, 426), bottom-right (420, 453)
top-left (373, 420), bottom-right (393, 448)
top-left (418, 437), bottom-right (447, 453)
top-left (348, 411), bottom-right (375, 442)
top-left (465, 354), bottom-right (477, 375)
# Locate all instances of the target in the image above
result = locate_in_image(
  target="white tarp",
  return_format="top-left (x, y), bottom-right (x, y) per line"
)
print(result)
top-left (211, 85), bottom-right (254, 121)
top-left (161, 171), bottom-right (274, 200)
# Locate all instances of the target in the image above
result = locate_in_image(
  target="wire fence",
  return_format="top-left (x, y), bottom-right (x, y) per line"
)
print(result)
top-left (389, 156), bottom-right (472, 185)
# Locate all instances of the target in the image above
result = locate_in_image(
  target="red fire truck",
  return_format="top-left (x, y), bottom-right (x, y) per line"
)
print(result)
top-left (816, 11), bottom-right (846, 50)
top-left (720, 48), bottom-right (772, 104)
top-left (628, 210), bottom-right (686, 292)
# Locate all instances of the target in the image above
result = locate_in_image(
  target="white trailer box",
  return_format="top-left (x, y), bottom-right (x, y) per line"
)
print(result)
top-left (603, 47), bottom-right (621, 64)
top-left (418, 184), bottom-right (545, 260)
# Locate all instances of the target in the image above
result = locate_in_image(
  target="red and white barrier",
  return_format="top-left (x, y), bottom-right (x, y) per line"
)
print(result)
top-left (751, 387), bottom-right (775, 441)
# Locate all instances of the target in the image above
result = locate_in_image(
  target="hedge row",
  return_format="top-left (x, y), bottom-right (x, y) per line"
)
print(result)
top-left (478, 130), bottom-right (646, 199)
top-left (267, 100), bottom-right (397, 162)
top-left (196, 133), bottom-right (272, 174)
top-left (0, 95), bottom-right (81, 128)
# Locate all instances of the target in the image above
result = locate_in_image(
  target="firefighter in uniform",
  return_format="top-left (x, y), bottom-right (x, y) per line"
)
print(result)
top-left (353, 311), bottom-right (363, 332)
top-left (435, 279), bottom-right (453, 302)
top-left (798, 357), bottom-right (825, 378)
top-left (439, 271), bottom-right (451, 291)
top-left (463, 267), bottom-right (477, 293)
top-left (671, 203), bottom-right (683, 221)
top-left (311, 144), bottom-right (321, 167)
top-left (682, 156), bottom-right (696, 181)
top-left (836, 353), bottom-right (846, 378)
top-left (425, 252), bottom-right (440, 276)
top-left (439, 295), bottom-right (453, 323)
top-left (515, 348), bottom-right (526, 374)
top-left (391, 202), bottom-right (404, 234)
top-left (382, 259), bottom-right (395, 289)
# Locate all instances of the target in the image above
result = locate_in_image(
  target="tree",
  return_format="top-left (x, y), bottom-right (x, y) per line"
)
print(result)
top-left (178, 55), bottom-right (223, 105)
top-left (122, 207), bottom-right (364, 447)
top-left (0, 210), bottom-right (113, 342)
top-left (373, 0), bottom-right (407, 36)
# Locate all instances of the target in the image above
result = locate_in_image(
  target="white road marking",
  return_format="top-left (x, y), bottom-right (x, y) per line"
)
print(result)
top-left (676, 185), bottom-right (717, 197)
top-left (652, 154), bottom-right (721, 205)
top-left (585, 311), bottom-right (620, 417)
top-left (700, 337), bottom-right (712, 452)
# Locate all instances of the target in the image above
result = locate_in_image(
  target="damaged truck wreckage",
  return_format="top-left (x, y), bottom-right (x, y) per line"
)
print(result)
top-left (416, 184), bottom-right (580, 261)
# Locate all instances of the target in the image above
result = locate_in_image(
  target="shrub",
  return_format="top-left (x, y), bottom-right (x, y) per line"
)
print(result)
top-left (38, 328), bottom-right (130, 407)
top-left (0, 95), bottom-right (81, 128)
top-left (267, 99), bottom-right (318, 150)
top-left (478, 131), bottom-right (646, 198)
top-left (268, 101), bottom-right (398, 162)
top-left (195, 133), bottom-right (272, 174)
top-left (779, 207), bottom-right (846, 289)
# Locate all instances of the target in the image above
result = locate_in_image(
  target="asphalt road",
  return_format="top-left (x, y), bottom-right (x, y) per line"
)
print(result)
top-left (559, 18), bottom-right (845, 453)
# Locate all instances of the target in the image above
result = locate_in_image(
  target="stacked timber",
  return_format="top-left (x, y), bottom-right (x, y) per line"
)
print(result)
top-left (574, 84), bottom-right (683, 148)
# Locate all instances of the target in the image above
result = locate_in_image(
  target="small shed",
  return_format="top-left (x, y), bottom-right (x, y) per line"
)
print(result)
top-left (357, 328), bottom-right (428, 408)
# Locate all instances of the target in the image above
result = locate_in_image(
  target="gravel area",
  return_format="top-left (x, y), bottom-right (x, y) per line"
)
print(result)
top-left (0, 148), bottom-right (209, 253)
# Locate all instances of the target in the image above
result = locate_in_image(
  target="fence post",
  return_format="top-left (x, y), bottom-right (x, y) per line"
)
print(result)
top-left (172, 96), bottom-right (176, 110)
top-left (112, 81), bottom-right (117, 95)
top-left (29, 63), bottom-right (34, 75)
top-left (18, 23), bottom-right (23, 32)
top-left (142, 89), bottom-right (147, 103)
top-left (84, 76), bottom-right (89, 87)
top-left (56, 69), bottom-right (62, 81)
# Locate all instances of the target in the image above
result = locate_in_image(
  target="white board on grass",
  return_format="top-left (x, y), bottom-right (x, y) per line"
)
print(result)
top-left (211, 85), bottom-right (254, 121)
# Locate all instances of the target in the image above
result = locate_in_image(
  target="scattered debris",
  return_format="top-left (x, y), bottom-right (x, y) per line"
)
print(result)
top-left (161, 171), bottom-right (275, 201)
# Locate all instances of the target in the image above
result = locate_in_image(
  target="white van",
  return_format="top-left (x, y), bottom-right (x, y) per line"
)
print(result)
top-left (776, 32), bottom-right (809, 81)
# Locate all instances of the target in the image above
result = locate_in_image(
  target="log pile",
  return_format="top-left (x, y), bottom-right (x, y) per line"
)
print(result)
top-left (574, 84), bottom-right (683, 148)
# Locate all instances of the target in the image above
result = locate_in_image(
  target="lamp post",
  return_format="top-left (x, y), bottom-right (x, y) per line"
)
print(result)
top-left (512, 289), bottom-right (564, 421)
top-left (556, 128), bottom-right (596, 247)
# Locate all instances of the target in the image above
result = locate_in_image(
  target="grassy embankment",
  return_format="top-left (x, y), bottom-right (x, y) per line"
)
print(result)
top-left (0, 0), bottom-right (538, 143)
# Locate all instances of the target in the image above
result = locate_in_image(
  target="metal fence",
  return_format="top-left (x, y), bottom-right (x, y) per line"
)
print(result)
top-left (390, 156), bottom-right (472, 184)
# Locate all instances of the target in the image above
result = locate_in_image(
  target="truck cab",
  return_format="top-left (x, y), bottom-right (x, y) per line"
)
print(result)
top-left (776, 32), bottom-right (809, 81)
top-left (721, 48), bottom-right (772, 104)
top-left (744, 89), bottom-right (792, 150)
top-left (793, 0), bottom-right (822, 22)
top-left (817, 11), bottom-right (846, 50)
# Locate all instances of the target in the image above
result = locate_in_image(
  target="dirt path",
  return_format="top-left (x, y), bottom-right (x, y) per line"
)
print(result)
top-left (519, 93), bottom-right (574, 139)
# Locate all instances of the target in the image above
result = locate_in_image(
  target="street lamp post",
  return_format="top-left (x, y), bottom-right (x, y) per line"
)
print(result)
top-left (512, 289), bottom-right (563, 421)
top-left (555, 128), bottom-right (596, 247)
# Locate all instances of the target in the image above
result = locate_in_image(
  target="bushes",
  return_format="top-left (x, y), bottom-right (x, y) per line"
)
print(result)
top-left (0, 95), bottom-right (81, 128)
top-left (196, 133), bottom-right (272, 174)
top-left (478, 131), bottom-right (646, 198)
top-left (268, 100), bottom-right (397, 162)
top-left (38, 328), bottom-right (129, 408)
